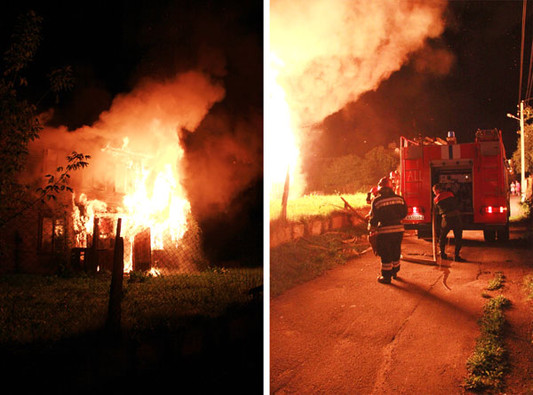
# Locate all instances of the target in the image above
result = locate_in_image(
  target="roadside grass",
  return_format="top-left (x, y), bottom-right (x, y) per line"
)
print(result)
top-left (0, 268), bottom-right (262, 344)
top-left (270, 193), bottom-right (367, 221)
top-left (486, 271), bottom-right (505, 291)
top-left (525, 273), bottom-right (533, 300)
top-left (464, 288), bottom-right (511, 392)
top-left (270, 226), bottom-right (368, 298)
top-left (525, 273), bottom-right (533, 346)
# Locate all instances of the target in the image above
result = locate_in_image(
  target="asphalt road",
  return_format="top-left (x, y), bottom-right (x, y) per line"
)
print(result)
top-left (270, 211), bottom-right (533, 394)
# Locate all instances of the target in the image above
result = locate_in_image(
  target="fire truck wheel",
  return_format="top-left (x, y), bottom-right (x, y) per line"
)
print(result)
top-left (496, 226), bottom-right (509, 242)
top-left (483, 230), bottom-right (496, 242)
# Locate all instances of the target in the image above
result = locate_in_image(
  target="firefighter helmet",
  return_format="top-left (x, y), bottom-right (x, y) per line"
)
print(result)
top-left (378, 177), bottom-right (392, 190)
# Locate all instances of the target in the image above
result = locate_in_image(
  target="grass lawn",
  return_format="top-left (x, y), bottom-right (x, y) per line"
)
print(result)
top-left (270, 193), bottom-right (368, 221)
top-left (270, 226), bottom-right (368, 297)
top-left (269, 193), bottom-right (370, 297)
top-left (0, 268), bottom-right (263, 344)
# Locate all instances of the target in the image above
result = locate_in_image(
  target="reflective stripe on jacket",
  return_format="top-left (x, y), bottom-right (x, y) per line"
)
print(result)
top-left (368, 187), bottom-right (407, 234)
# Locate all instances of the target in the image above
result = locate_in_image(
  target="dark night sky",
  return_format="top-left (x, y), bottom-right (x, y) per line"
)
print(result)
top-left (2, 1), bottom-right (528, 159)
top-left (312, 1), bottom-right (533, 161)
top-left (1, 0), bottom-right (263, 265)
top-left (1, 0), bottom-right (262, 127)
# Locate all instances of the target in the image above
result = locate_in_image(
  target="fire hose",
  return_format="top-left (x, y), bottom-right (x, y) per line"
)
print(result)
top-left (339, 196), bottom-right (441, 265)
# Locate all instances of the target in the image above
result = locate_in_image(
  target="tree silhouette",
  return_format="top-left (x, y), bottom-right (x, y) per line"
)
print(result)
top-left (0, 10), bottom-right (83, 229)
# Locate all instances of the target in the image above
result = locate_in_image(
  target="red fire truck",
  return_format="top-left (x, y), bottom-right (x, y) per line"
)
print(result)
top-left (399, 129), bottom-right (510, 242)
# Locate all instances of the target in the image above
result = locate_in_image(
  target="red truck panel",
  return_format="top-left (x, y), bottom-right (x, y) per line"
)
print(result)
top-left (399, 133), bottom-right (509, 231)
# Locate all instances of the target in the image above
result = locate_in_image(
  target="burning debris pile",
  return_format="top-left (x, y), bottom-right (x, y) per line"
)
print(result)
top-left (29, 71), bottom-right (225, 274)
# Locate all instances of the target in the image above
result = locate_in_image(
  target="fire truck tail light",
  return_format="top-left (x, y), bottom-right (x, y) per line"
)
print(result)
top-left (405, 206), bottom-right (425, 220)
top-left (408, 206), bottom-right (425, 214)
top-left (481, 206), bottom-right (507, 214)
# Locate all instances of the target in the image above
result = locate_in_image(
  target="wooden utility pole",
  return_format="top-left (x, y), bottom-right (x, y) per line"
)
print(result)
top-left (520, 100), bottom-right (526, 202)
top-left (280, 167), bottom-right (290, 221)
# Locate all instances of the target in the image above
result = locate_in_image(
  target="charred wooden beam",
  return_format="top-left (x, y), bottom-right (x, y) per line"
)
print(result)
top-left (133, 228), bottom-right (151, 272)
top-left (86, 217), bottom-right (99, 274)
top-left (106, 218), bottom-right (124, 336)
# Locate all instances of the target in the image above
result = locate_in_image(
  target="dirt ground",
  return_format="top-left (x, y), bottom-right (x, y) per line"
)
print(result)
top-left (270, 204), bottom-right (533, 394)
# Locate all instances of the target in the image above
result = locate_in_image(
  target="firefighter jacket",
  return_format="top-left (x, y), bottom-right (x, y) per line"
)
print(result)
top-left (433, 191), bottom-right (460, 218)
top-left (368, 187), bottom-right (407, 234)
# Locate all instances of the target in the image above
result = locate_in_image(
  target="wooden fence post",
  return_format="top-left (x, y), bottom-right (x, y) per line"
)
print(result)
top-left (106, 218), bottom-right (124, 336)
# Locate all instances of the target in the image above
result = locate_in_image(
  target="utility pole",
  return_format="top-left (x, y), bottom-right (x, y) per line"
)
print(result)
top-left (520, 100), bottom-right (526, 202)
top-left (280, 166), bottom-right (290, 221)
top-left (507, 100), bottom-right (527, 202)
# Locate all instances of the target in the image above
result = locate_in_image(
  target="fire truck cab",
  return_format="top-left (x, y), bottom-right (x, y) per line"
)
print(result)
top-left (399, 129), bottom-right (510, 242)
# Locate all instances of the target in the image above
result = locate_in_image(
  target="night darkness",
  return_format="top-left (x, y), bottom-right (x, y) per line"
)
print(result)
top-left (1, 0), bottom-right (263, 266)
top-left (307, 1), bottom-right (532, 163)
top-left (2, 0), bottom-right (532, 263)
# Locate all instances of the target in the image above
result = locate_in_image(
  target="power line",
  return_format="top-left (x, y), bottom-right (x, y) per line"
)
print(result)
top-left (520, 1), bottom-right (533, 104)
top-left (519, 0), bottom-right (527, 103)
top-left (526, 11), bottom-right (533, 100)
top-left (526, 0), bottom-right (533, 100)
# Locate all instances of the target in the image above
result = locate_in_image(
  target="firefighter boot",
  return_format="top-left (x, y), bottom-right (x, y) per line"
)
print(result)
top-left (454, 247), bottom-right (466, 262)
top-left (377, 270), bottom-right (392, 284)
top-left (392, 262), bottom-right (400, 279)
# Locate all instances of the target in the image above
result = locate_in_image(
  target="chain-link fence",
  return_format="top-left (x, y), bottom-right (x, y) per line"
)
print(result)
top-left (71, 213), bottom-right (209, 275)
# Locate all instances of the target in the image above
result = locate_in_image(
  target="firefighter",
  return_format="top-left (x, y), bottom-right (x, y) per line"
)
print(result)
top-left (432, 183), bottom-right (465, 262)
top-left (365, 186), bottom-right (379, 221)
top-left (368, 177), bottom-right (407, 284)
top-left (389, 170), bottom-right (400, 194)
top-left (366, 186), bottom-right (379, 205)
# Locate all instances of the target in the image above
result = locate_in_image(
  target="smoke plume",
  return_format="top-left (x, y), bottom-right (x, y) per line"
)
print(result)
top-left (34, 71), bottom-right (225, 173)
top-left (269, 0), bottom-right (448, 194)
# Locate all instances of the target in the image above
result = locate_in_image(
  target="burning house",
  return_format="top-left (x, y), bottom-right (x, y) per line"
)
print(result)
top-left (1, 71), bottom-right (225, 275)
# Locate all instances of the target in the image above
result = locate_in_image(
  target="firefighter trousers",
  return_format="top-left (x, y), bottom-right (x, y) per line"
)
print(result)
top-left (439, 215), bottom-right (463, 257)
top-left (376, 231), bottom-right (403, 278)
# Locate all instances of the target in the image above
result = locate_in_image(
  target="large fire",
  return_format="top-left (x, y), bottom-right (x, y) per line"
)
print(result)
top-left (38, 71), bottom-right (225, 273)
top-left (267, 54), bottom-right (301, 198)
top-left (72, 137), bottom-right (191, 272)
top-left (268, 0), bottom-right (448, 200)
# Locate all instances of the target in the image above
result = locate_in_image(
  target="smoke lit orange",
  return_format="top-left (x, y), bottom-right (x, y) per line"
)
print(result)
top-left (268, 0), bottom-right (447, 200)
